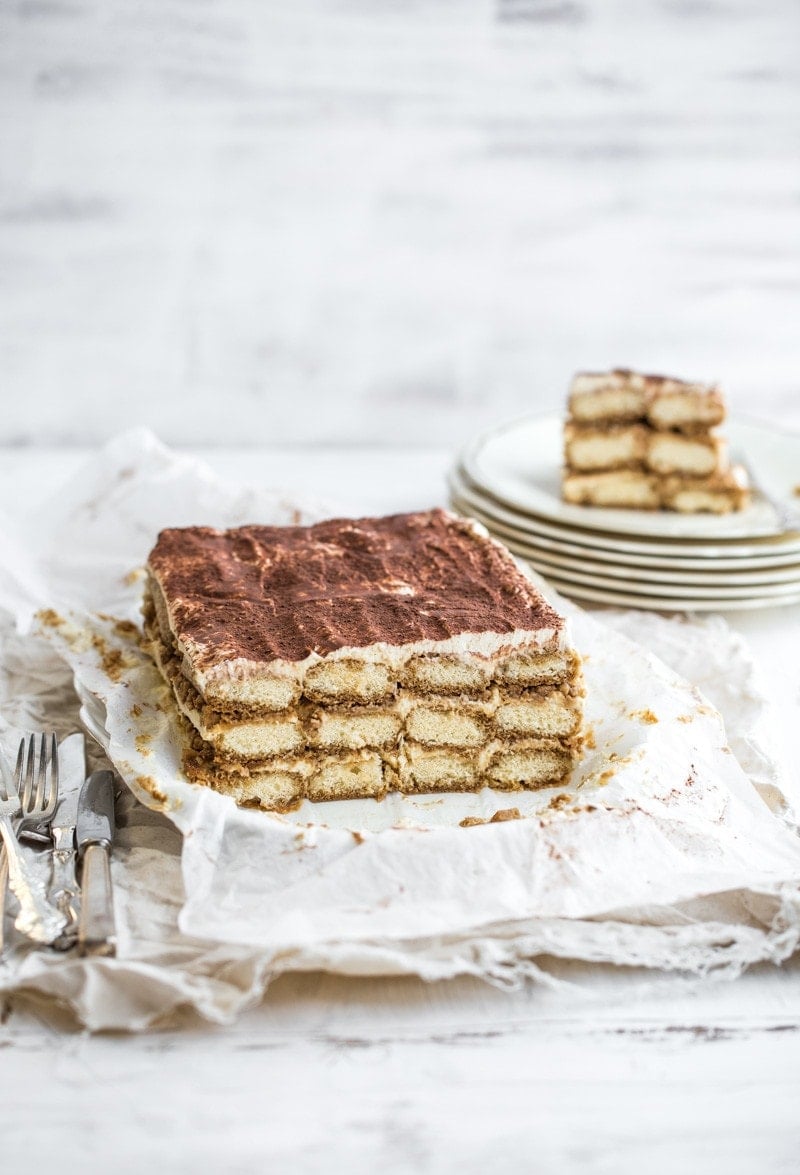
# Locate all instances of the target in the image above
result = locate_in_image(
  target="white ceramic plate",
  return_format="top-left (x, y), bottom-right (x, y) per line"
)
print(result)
top-left (461, 414), bottom-right (800, 542)
top-left (450, 495), bottom-right (800, 587)
top-left (450, 466), bottom-right (800, 565)
top-left (533, 573), bottom-right (800, 613)
top-left (509, 546), bottom-right (800, 599)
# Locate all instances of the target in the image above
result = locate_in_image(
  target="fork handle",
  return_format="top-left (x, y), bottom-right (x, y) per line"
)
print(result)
top-left (47, 827), bottom-right (80, 950)
top-left (0, 816), bottom-right (66, 945)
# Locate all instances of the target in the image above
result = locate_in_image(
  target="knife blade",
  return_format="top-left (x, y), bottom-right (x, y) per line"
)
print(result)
top-left (76, 770), bottom-right (117, 957)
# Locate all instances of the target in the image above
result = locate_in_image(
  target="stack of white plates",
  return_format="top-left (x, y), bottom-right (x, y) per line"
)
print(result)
top-left (449, 415), bottom-right (800, 611)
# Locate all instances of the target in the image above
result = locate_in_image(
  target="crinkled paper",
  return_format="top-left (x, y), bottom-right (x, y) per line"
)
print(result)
top-left (0, 429), bottom-right (798, 1031)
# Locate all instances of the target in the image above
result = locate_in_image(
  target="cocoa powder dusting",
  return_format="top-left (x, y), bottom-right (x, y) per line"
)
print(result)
top-left (147, 509), bottom-right (563, 668)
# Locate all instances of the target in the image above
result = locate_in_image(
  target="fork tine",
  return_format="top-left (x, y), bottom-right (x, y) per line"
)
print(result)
top-left (14, 738), bottom-right (26, 807)
top-left (24, 734), bottom-right (36, 810)
top-left (35, 731), bottom-right (48, 810)
top-left (18, 736), bottom-right (31, 809)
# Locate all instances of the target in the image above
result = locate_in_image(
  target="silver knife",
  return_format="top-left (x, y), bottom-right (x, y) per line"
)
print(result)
top-left (76, 770), bottom-right (117, 957)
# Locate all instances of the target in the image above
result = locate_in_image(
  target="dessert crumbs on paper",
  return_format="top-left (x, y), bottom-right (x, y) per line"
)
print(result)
top-left (135, 734), bottom-right (153, 757)
top-left (460, 807), bottom-right (522, 828)
top-left (96, 612), bottom-right (142, 643)
top-left (134, 773), bottom-right (172, 809)
top-left (37, 607), bottom-right (66, 629)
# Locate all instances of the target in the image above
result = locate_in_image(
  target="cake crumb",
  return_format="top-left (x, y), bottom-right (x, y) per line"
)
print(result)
top-left (547, 793), bottom-right (573, 811)
top-left (37, 608), bottom-right (66, 629)
top-left (114, 618), bottom-right (141, 641)
top-left (135, 733), bottom-right (152, 757)
top-left (460, 807), bottom-right (522, 828)
top-left (90, 632), bottom-right (139, 681)
top-left (490, 807), bottom-right (521, 823)
top-left (36, 609), bottom-right (93, 654)
top-left (631, 709), bottom-right (658, 724)
top-left (135, 774), bottom-right (171, 808)
top-left (95, 612), bottom-right (142, 645)
top-left (93, 636), bottom-right (124, 680)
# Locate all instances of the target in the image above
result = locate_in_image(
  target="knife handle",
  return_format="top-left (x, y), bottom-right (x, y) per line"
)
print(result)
top-left (78, 843), bottom-right (117, 957)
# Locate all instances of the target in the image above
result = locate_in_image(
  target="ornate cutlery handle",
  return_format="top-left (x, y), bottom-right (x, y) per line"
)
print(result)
top-left (0, 816), bottom-right (66, 945)
top-left (47, 826), bottom-right (80, 949)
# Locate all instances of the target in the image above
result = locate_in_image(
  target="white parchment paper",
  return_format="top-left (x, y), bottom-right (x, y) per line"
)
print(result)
top-left (1, 429), bottom-right (799, 1031)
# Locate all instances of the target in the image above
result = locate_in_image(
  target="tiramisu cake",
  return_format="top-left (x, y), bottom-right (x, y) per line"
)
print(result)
top-left (143, 510), bottom-right (584, 810)
top-left (562, 369), bottom-right (749, 513)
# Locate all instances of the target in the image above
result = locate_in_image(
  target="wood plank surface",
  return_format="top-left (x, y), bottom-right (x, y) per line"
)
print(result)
top-left (3, 960), bottom-right (800, 1174)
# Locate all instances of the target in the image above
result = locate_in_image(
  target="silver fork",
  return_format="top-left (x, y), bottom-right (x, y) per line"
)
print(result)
top-left (16, 733), bottom-right (79, 948)
top-left (17, 734), bottom-right (59, 845)
top-left (0, 743), bottom-right (66, 948)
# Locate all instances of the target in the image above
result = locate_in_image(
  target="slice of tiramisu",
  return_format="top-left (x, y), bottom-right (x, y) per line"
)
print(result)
top-left (143, 510), bottom-right (584, 810)
top-left (562, 369), bottom-right (748, 513)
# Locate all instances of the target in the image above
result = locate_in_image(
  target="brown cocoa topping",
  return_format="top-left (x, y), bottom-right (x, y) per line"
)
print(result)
top-left (147, 509), bottom-right (563, 668)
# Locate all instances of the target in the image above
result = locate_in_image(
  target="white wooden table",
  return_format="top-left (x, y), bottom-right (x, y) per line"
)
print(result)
top-left (2, 444), bottom-right (799, 1175)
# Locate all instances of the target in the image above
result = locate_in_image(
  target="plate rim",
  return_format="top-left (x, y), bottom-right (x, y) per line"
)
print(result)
top-left (451, 496), bottom-right (800, 587)
top-left (451, 465), bottom-right (800, 563)
top-left (535, 574), bottom-right (800, 613)
top-left (514, 551), bottom-right (800, 598)
top-left (448, 467), bottom-right (800, 568)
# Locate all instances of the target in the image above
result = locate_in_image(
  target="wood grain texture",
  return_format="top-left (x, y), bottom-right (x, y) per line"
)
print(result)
top-left (3, 962), bottom-right (800, 1174)
top-left (1, 1), bottom-right (799, 446)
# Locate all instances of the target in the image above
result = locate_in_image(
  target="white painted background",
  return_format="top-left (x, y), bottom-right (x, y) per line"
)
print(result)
top-left (2, 0), bottom-right (799, 448)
